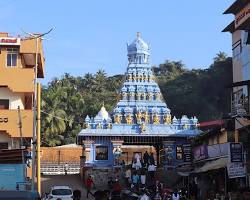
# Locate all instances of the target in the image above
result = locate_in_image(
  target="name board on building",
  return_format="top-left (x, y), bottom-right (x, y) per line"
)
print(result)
top-left (227, 163), bottom-right (246, 179)
top-left (230, 142), bottom-right (243, 163)
top-left (183, 144), bottom-right (192, 163)
top-left (164, 143), bottom-right (175, 167)
top-left (0, 37), bottom-right (20, 46)
top-left (0, 117), bottom-right (8, 123)
top-left (193, 144), bottom-right (208, 161)
top-left (235, 3), bottom-right (250, 28)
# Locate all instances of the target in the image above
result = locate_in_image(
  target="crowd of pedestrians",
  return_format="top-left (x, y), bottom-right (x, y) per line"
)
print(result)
top-left (84, 151), bottom-right (183, 200)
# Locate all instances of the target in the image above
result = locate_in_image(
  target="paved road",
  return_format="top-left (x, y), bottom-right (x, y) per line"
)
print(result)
top-left (41, 174), bottom-right (95, 200)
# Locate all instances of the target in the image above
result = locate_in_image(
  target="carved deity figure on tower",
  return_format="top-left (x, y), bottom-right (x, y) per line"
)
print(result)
top-left (130, 92), bottom-right (135, 99)
top-left (139, 74), bottom-right (143, 82)
top-left (156, 92), bottom-right (161, 100)
top-left (164, 115), bottom-right (171, 124)
top-left (141, 93), bottom-right (145, 100)
top-left (147, 93), bottom-right (153, 101)
top-left (114, 115), bottom-right (121, 124)
top-left (153, 114), bottom-right (160, 124)
top-left (140, 122), bottom-right (146, 132)
top-left (132, 74), bottom-right (136, 81)
top-left (136, 111), bottom-right (142, 123)
top-left (136, 92), bottom-right (141, 100)
top-left (128, 74), bottom-right (132, 81)
top-left (97, 123), bottom-right (102, 129)
top-left (143, 112), bottom-right (150, 123)
top-left (122, 92), bottom-right (127, 100)
top-left (107, 123), bottom-right (112, 129)
top-left (126, 114), bottom-right (133, 125)
top-left (85, 122), bottom-right (90, 129)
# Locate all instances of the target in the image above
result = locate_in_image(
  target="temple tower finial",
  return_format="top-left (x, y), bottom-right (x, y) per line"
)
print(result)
top-left (136, 32), bottom-right (141, 39)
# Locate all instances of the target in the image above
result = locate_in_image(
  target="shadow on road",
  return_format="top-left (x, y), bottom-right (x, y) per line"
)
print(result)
top-left (41, 174), bottom-right (94, 200)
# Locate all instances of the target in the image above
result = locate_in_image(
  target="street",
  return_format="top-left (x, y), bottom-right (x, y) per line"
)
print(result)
top-left (41, 174), bottom-right (95, 200)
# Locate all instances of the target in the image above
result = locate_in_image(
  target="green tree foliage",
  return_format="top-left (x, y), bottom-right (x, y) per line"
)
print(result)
top-left (41, 53), bottom-right (232, 146)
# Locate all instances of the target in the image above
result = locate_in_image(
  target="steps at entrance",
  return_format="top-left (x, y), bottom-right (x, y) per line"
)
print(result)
top-left (155, 167), bottom-right (183, 188)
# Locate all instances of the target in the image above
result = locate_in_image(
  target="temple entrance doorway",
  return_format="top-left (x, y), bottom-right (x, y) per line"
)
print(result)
top-left (116, 145), bottom-right (157, 166)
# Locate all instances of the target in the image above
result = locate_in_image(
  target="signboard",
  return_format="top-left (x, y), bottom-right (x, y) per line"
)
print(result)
top-left (176, 145), bottom-right (183, 160)
top-left (164, 144), bottom-right (174, 167)
top-left (193, 144), bottom-right (208, 161)
top-left (227, 163), bottom-right (246, 179)
top-left (230, 143), bottom-right (243, 163)
top-left (0, 117), bottom-right (8, 123)
top-left (235, 3), bottom-right (250, 28)
top-left (183, 144), bottom-right (192, 163)
top-left (0, 164), bottom-right (25, 190)
top-left (0, 37), bottom-right (20, 46)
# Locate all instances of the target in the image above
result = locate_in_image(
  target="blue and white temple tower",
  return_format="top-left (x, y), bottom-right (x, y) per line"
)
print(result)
top-left (78, 33), bottom-right (199, 175)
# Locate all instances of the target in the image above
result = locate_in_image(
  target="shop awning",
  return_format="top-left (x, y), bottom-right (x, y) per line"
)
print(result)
top-left (194, 157), bottom-right (228, 173)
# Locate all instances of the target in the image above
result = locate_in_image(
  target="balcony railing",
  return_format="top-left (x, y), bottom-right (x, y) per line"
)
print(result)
top-left (231, 98), bottom-right (250, 117)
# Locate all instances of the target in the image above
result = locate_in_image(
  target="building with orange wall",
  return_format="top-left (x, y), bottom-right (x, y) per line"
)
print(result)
top-left (0, 32), bottom-right (45, 150)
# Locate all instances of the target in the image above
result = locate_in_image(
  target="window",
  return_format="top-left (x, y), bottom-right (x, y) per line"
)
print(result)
top-left (176, 145), bottom-right (183, 160)
top-left (95, 146), bottom-right (108, 160)
top-left (0, 99), bottom-right (9, 109)
top-left (6, 48), bottom-right (18, 67)
top-left (0, 143), bottom-right (8, 150)
top-left (52, 189), bottom-right (72, 195)
top-left (232, 40), bottom-right (242, 60)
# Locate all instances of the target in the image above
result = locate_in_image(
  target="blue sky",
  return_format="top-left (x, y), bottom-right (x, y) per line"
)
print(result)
top-left (1, 0), bottom-right (234, 84)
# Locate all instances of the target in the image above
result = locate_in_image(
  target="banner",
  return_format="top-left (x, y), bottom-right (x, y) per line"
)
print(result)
top-left (0, 37), bottom-right (20, 46)
top-left (230, 143), bottom-right (243, 163)
top-left (227, 163), bottom-right (246, 178)
top-left (193, 144), bottom-right (208, 161)
top-left (183, 144), bottom-right (192, 163)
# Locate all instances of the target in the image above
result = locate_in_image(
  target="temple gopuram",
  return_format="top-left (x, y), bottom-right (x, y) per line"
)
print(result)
top-left (77, 33), bottom-right (200, 184)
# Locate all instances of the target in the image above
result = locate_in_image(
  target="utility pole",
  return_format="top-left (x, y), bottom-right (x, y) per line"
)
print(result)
top-left (22, 28), bottom-right (53, 192)
top-left (37, 83), bottom-right (41, 194)
top-left (18, 106), bottom-right (25, 182)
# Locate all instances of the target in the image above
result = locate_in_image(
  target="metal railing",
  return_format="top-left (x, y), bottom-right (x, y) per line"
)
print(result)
top-left (41, 162), bottom-right (80, 175)
top-left (231, 99), bottom-right (249, 117)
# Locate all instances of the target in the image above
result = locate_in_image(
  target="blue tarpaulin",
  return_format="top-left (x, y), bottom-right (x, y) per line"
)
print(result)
top-left (0, 164), bottom-right (25, 190)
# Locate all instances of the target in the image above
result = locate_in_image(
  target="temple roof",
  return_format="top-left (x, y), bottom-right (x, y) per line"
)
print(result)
top-left (96, 105), bottom-right (110, 121)
top-left (127, 32), bottom-right (150, 55)
top-left (80, 33), bottom-right (199, 136)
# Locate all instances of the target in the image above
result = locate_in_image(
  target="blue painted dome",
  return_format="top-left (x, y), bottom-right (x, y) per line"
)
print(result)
top-left (127, 32), bottom-right (150, 55)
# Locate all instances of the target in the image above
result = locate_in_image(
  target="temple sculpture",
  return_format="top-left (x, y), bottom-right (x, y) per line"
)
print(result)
top-left (78, 33), bottom-right (199, 175)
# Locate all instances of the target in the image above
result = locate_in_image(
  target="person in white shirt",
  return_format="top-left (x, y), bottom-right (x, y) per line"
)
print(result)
top-left (140, 169), bottom-right (146, 186)
top-left (172, 190), bottom-right (180, 200)
top-left (140, 190), bottom-right (150, 200)
top-left (125, 166), bottom-right (131, 186)
top-left (148, 163), bottom-right (156, 183)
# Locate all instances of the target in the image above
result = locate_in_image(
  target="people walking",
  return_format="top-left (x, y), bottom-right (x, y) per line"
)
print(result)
top-left (148, 163), bottom-right (156, 184)
top-left (86, 175), bottom-right (95, 199)
top-left (140, 168), bottom-right (146, 187)
top-left (132, 153), bottom-right (142, 170)
top-left (132, 171), bottom-right (140, 192)
top-left (140, 189), bottom-right (150, 200)
top-left (149, 152), bottom-right (155, 165)
top-left (113, 179), bottom-right (122, 195)
top-left (64, 163), bottom-right (69, 175)
top-left (125, 166), bottom-right (131, 187)
top-left (172, 189), bottom-right (180, 200)
top-left (73, 189), bottom-right (81, 200)
top-left (143, 151), bottom-right (149, 167)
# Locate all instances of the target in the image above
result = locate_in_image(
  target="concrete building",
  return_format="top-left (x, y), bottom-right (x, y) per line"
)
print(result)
top-left (77, 33), bottom-right (199, 186)
top-left (0, 32), bottom-right (45, 150)
top-left (223, 0), bottom-right (250, 135)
